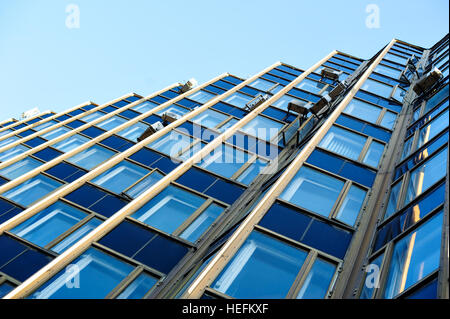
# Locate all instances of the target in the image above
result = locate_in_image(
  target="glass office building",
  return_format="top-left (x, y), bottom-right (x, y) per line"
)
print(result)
top-left (0, 34), bottom-right (448, 299)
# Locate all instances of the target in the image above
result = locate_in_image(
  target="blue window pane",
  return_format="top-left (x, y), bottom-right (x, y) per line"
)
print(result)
top-left (79, 111), bottom-right (105, 123)
top-left (417, 109), bottom-right (449, 149)
top-left (236, 158), bottom-right (268, 185)
top-left (280, 166), bottom-right (345, 217)
top-left (67, 144), bottom-right (116, 170)
top-left (0, 248), bottom-right (53, 282)
top-left (271, 95), bottom-right (304, 111)
top-left (380, 111), bottom-right (397, 130)
top-left (52, 134), bottom-right (89, 153)
top-left (45, 162), bottom-right (86, 183)
top-left (204, 178), bottom-right (245, 205)
top-left (319, 126), bottom-right (367, 161)
top-left (363, 140), bottom-right (385, 168)
top-left (180, 203), bottom-right (224, 242)
top-left (343, 99), bottom-right (382, 124)
top-left (32, 147), bottom-right (63, 162)
top-left (0, 235), bottom-right (27, 268)
top-left (51, 218), bottom-right (102, 253)
top-left (175, 167), bottom-right (216, 193)
top-left (223, 92), bottom-right (253, 109)
top-left (131, 185), bottom-right (206, 234)
top-left (241, 115), bottom-right (284, 142)
top-left (217, 118), bottom-right (239, 133)
top-left (296, 79), bottom-right (325, 95)
top-left (384, 211), bottom-right (443, 298)
top-left (155, 104), bottom-right (190, 118)
top-left (187, 90), bottom-right (216, 104)
top-left (100, 135), bottom-right (134, 152)
top-left (129, 147), bottom-right (162, 168)
top-left (335, 185), bottom-right (366, 226)
top-left (360, 253), bottom-right (384, 299)
top-left (199, 144), bottom-right (250, 178)
top-left (96, 116), bottom-right (127, 131)
top-left (249, 78), bottom-right (277, 92)
top-left (0, 136), bottom-right (19, 149)
top-left (148, 131), bottom-right (193, 158)
top-left (119, 109), bottom-right (140, 119)
top-left (41, 126), bottom-right (71, 141)
top-left (296, 258), bottom-right (336, 299)
top-left (117, 122), bottom-right (150, 142)
top-left (0, 282), bottom-right (15, 298)
top-left (0, 144), bottom-right (30, 162)
top-left (125, 170), bottom-right (164, 198)
top-left (2, 174), bottom-right (63, 207)
top-left (80, 126), bottom-right (106, 138)
top-left (191, 109), bottom-right (228, 129)
top-left (0, 129), bottom-right (13, 137)
top-left (91, 161), bottom-right (149, 194)
top-left (131, 101), bottom-right (159, 113)
top-left (116, 273), bottom-right (159, 299)
top-left (0, 157), bottom-right (42, 180)
top-left (23, 136), bottom-right (47, 148)
top-left (405, 278), bottom-right (438, 299)
top-left (10, 201), bottom-right (87, 247)
top-left (212, 231), bottom-right (308, 298)
top-left (361, 79), bottom-right (393, 99)
top-left (29, 247), bottom-right (134, 299)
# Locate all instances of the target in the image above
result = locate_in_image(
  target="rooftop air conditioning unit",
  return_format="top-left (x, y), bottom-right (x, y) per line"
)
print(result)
top-left (21, 107), bottom-right (40, 119)
top-left (413, 68), bottom-right (443, 95)
top-left (288, 101), bottom-right (309, 116)
top-left (321, 68), bottom-right (342, 81)
top-left (179, 78), bottom-right (198, 93)
top-left (137, 121), bottom-right (165, 142)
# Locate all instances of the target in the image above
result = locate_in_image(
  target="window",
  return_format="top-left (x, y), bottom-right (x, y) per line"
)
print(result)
top-left (187, 90), bottom-right (215, 104)
top-left (296, 258), bottom-right (336, 299)
top-left (361, 79), bottom-right (393, 99)
top-left (52, 134), bottom-right (89, 153)
top-left (41, 126), bottom-right (71, 141)
top-left (296, 79), bottom-right (326, 95)
top-left (423, 85), bottom-right (448, 115)
top-left (385, 53), bottom-right (408, 65)
top-left (335, 185), bottom-right (366, 226)
top-left (117, 122), bottom-right (150, 142)
top-left (0, 136), bottom-right (19, 149)
top-left (384, 181), bottom-right (402, 219)
top-left (155, 104), bottom-right (190, 118)
top-left (217, 118), bottom-right (239, 133)
top-left (240, 115), bottom-right (284, 142)
top-left (0, 129), bottom-right (13, 137)
top-left (223, 92), bottom-right (253, 109)
top-left (51, 218), bottom-right (102, 253)
top-left (124, 170), bottom-right (164, 198)
top-left (180, 203), bottom-right (224, 242)
top-left (96, 116), bottom-right (127, 131)
top-left (404, 147), bottom-right (447, 205)
top-left (249, 78), bottom-right (277, 92)
top-left (33, 120), bottom-right (58, 131)
top-left (10, 201), bottom-right (88, 248)
top-left (211, 231), bottom-right (308, 298)
top-left (271, 95), bottom-right (303, 111)
top-left (343, 99), bottom-right (381, 124)
top-left (0, 145), bottom-right (30, 162)
top-left (91, 160), bottom-right (149, 194)
top-left (29, 247), bottom-right (134, 299)
top-left (363, 140), bottom-right (385, 168)
top-left (131, 101), bottom-right (159, 113)
top-left (417, 109), bottom-right (449, 149)
top-left (116, 272), bottom-right (159, 299)
top-left (236, 158), bottom-right (268, 185)
top-left (80, 111), bottom-right (105, 123)
top-left (384, 211), bottom-right (443, 298)
top-left (374, 64), bottom-right (402, 79)
top-left (380, 111), bottom-right (397, 130)
top-left (280, 166), bottom-right (345, 217)
top-left (67, 144), bottom-right (116, 170)
top-left (2, 174), bottom-right (63, 206)
top-left (0, 157), bottom-right (42, 180)
top-left (191, 109), bottom-right (228, 129)
top-left (131, 185), bottom-right (206, 234)
top-left (148, 131), bottom-right (194, 158)
top-left (319, 126), bottom-right (366, 161)
top-left (199, 144), bottom-right (250, 178)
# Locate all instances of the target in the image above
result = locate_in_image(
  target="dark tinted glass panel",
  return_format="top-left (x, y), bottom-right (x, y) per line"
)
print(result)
top-left (119, 109), bottom-right (140, 119)
top-left (80, 126), bottom-right (106, 138)
top-left (45, 162), bottom-right (87, 183)
top-left (129, 148), bottom-right (162, 167)
top-left (0, 249), bottom-right (53, 282)
top-left (68, 109), bottom-right (85, 117)
top-left (55, 114), bottom-right (71, 122)
top-left (23, 137), bottom-right (47, 148)
top-left (175, 167), bottom-right (216, 193)
top-left (100, 135), bottom-right (134, 152)
top-left (65, 120), bottom-right (85, 129)
top-left (204, 179), bottom-right (245, 205)
top-left (32, 147), bottom-right (64, 162)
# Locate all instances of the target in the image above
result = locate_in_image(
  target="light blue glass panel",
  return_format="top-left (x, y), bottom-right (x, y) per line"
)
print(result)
top-left (384, 181), bottom-right (402, 219)
top-left (155, 104), bottom-right (190, 117)
top-left (417, 109), bottom-right (449, 149)
top-left (117, 273), bottom-right (159, 299)
top-left (41, 126), bottom-right (71, 141)
top-left (11, 201), bottom-right (87, 247)
top-left (384, 211), bottom-right (443, 298)
top-left (0, 136), bottom-right (19, 149)
top-left (212, 231), bottom-right (308, 298)
top-left (296, 258), bottom-right (336, 299)
top-left (96, 116), bottom-right (127, 131)
top-left (131, 185), bottom-right (206, 234)
top-left (180, 203), bottom-right (224, 242)
top-left (29, 247), bottom-right (134, 299)
top-left (80, 111), bottom-right (105, 123)
top-left (271, 95), bottom-right (303, 111)
top-left (0, 157), bottom-right (42, 179)
top-left (91, 160), bottom-right (149, 194)
top-left (117, 122), bottom-right (149, 142)
top-left (363, 141), bottom-right (385, 168)
top-left (0, 145), bottom-right (30, 162)
top-left (51, 218), bottom-right (102, 253)
top-left (0, 129), bottom-right (14, 137)
top-left (187, 90), bottom-right (215, 104)
top-left (359, 253), bottom-right (384, 299)
top-left (393, 87), bottom-right (407, 103)
top-left (424, 85), bottom-right (448, 114)
top-left (149, 131), bottom-right (193, 158)
top-left (2, 174), bottom-right (63, 206)
top-left (217, 118), bottom-right (239, 133)
top-left (67, 144), bottom-right (116, 170)
top-left (249, 78), bottom-right (277, 92)
top-left (0, 282), bottom-right (15, 298)
top-left (361, 79), bottom-right (393, 99)
top-left (319, 126), bottom-right (366, 161)
top-left (241, 115), bottom-right (284, 142)
top-left (401, 136), bottom-right (413, 160)
top-left (178, 141), bottom-right (206, 161)
top-left (199, 144), bottom-right (250, 178)
top-left (131, 101), bottom-right (159, 113)
top-left (385, 53), bottom-right (408, 65)
top-left (236, 158), bottom-right (268, 185)
top-left (52, 134), bottom-right (89, 153)
top-left (296, 79), bottom-right (325, 94)
top-left (380, 111), bottom-right (397, 130)
top-left (335, 185), bottom-right (366, 226)
top-left (280, 166), bottom-right (345, 217)
top-left (343, 99), bottom-right (382, 124)
top-left (33, 120), bottom-right (58, 131)
top-left (191, 109), bottom-right (228, 129)
top-left (223, 92), bottom-right (253, 108)
top-left (125, 171), bottom-right (164, 198)
top-left (404, 147), bottom-right (447, 205)
top-left (374, 64), bottom-right (402, 79)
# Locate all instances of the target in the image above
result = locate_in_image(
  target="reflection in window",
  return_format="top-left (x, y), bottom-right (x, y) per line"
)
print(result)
top-left (117, 273), bottom-right (159, 299)
top-left (359, 253), bottom-right (384, 299)
top-left (380, 111), bottom-right (397, 130)
top-left (296, 258), bottom-right (336, 299)
top-left (41, 127), bottom-right (71, 141)
top-left (241, 115), bottom-right (284, 142)
top-left (0, 145), bottom-right (30, 162)
top-left (271, 95), bottom-right (303, 111)
top-left (155, 104), bottom-right (190, 118)
top-left (51, 218), bottom-right (102, 253)
top-left (335, 185), bottom-right (366, 226)
top-left (131, 101), bottom-right (159, 113)
top-left (187, 90), bottom-right (216, 104)
top-left (191, 109), bottom-right (228, 129)
top-left (223, 92), bottom-right (253, 109)
top-left (96, 116), bottom-right (127, 131)
top-left (199, 144), bottom-right (250, 178)
top-left (417, 109), bottom-right (449, 149)
top-left (52, 134), bottom-right (89, 153)
top-left (236, 158), bottom-right (268, 185)
top-left (117, 122), bottom-right (150, 142)
top-left (384, 211), bottom-right (443, 298)
top-left (180, 203), bottom-right (224, 242)
top-left (384, 181), bottom-right (402, 219)
top-left (363, 141), bottom-right (385, 168)
top-left (148, 131), bottom-right (193, 159)
top-left (361, 79), bottom-right (393, 99)
top-left (296, 79), bottom-right (326, 95)
top-left (280, 166), bottom-right (345, 217)
top-left (124, 171), bottom-right (163, 198)
top-left (404, 148), bottom-right (447, 206)
top-left (67, 144), bottom-right (116, 170)
top-left (249, 78), bottom-right (277, 92)
top-left (319, 126), bottom-right (366, 161)
top-left (211, 231), bottom-right (308, 298)
top-left (343, 99), bottom-right (382, 124)
top-left (0, 157), bottom-right (42, 180)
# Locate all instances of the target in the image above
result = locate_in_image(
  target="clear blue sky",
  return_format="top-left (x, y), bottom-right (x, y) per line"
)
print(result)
top-left (0, 0), bottom-right (448, 121)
